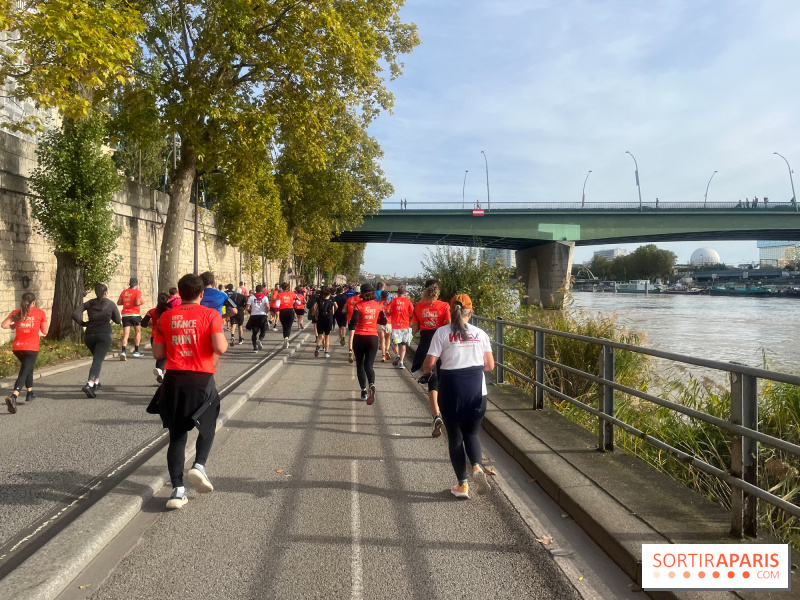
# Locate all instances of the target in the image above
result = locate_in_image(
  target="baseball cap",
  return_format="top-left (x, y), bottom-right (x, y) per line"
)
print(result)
top-left (354, 285), bottom-right (362, 293)
top-left (450, 294), bottom-right (472, 310)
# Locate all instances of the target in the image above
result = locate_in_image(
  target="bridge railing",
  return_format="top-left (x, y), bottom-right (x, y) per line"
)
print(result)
top-left (470, 314), bottom-right (800, 539)
top-left (384, 200), bottom-right (798, 211)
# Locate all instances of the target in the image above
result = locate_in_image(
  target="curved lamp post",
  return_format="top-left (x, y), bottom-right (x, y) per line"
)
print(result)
top-left (625, 151), bottom-right (642, 210)
top-left (481, 150), bottom-right (490, 210)
top-left (703, 170), bottom-right (718, 208)
top-left (581, 170), bottom-right (592, 207)
top-left (462, 170), bottom-right (468, 209)
top-left (774, 152), bottom-right (797, 211)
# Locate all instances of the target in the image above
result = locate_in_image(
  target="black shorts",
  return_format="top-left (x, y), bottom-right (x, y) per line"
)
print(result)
top-left (229, 312), bottom-right (244, 326)
top-left (121, 315), bottom-right (142, 328)
top-left (294, 309), bottom-right (306, 316)
top-left (317, 316), bottom-right (333, 335)
top-left (335, 313), bottom-right (348, 328)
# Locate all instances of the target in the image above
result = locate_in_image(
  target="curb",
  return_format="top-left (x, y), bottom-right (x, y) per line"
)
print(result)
top-left (0, 333), bottom-right (311, 600)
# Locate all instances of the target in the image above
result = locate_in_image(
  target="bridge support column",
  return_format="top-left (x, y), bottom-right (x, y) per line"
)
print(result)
top-left (516, 242), bottom-right (574, 309)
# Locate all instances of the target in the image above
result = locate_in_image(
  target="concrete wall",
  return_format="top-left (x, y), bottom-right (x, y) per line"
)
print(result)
top-left (0, 131), bottom-right (298, 343)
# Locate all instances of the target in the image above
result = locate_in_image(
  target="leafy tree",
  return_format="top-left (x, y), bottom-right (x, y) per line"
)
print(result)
top-left (117, 0), bottom-right (420, 292)
top-left (112, 134), bottom-right (170, 188)
top-left (29, 113), bottom-right (122, 340)
top-left (613, 244), bottom-right (677, 280)
top-left (0, 0), bottom-right (142, 134)
top-left (589, 255), bottom-right (614, 280)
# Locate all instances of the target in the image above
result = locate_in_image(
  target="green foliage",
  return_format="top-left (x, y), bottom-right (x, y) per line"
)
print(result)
top-left (0, 336), bottom-right (90, 378)
top-left (112, 135), bottom-right (169, 189)
top-left (420, 245), bottom-right (522, 319)
top-left (0, 0), bottom-right (142, 134)
top-left (29, 114), bottom-right (122, 288)
top-left (590, 244), bottom-right (677, 281)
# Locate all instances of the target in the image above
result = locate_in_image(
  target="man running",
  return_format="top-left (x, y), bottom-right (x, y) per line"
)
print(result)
top-left (388, 285), bottom-right (414, 369)
top-left (313, 287), bottom-right (337, 358)
top-left (238, 281), bottom-right (248, 296)
top-left (273, 282), bottom-right (297, 349)
top-left (246, 285), bottom-right (269, 352)
top-left (118, 277), bottom-right (145, 360)
top-left (199, 272), bottom-right (238, 319)
top-left (225, 283), bottom-right (248, 344)
top-left (269, 284), bottom-right (280, 330)
top-left (375, 283), bottom-right (392, 362)
top-left (148, 273), bottom-right (228, 510)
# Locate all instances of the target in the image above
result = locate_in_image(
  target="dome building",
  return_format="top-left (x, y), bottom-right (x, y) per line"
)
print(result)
top-left (690, 247), bottom-right (721, 266)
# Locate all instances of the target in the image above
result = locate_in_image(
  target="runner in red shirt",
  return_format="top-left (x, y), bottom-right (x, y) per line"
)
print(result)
top-left (272, 282), bottom-right (297, 348)
top-left (117, 277), bottom-right (145, 359)
top-left (345, 289), bottom-right (361, 363)
top-left (388, 285), bottom-right (414, 368)
top-left (293, 286), bottom-right (306, 331)
top-left (269, 284), bottom-right (280, 330)
top-left (411, 279), bottom-right (451, 437)
top-left (149, 273), bottom-right (228, 510)
top-left (348, 283), bottom-right (380, 405)
top-left (1, 292), bottom-right (48, 413)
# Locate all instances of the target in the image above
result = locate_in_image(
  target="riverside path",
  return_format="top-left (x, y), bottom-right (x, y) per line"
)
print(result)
top-left (0, 324), bottom-right (640, 600)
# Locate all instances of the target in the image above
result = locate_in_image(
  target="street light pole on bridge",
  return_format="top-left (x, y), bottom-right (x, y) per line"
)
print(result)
top-left (462, 170), bottom-right (468, 209)
top-left (481, 150), bottom-right (490, 210)
top-left (625, 151), bottom-right (643, 210)
top-left (773, 152), bottom-right (798, 212)
top-left (703, 170), bottom-right (718, 208)
top-left (582, 170), bottom-right (592, 207)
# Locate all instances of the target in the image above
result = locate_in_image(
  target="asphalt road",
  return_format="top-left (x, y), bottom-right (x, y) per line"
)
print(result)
top-left (73, 340), bottom-right (583, 600)
top-left (0, 324), bottom-right (294, 549)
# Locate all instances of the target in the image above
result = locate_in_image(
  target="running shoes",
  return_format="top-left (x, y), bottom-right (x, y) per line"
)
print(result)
top-left (166, 488), bottom-right (188, 510)
top-left (360, 390), bottom-right (369, 401)
top-left (283, 338), bottom-right (289, 349)
top-left (348, 350), bottom-right (354, 364)
top-left (119, 350), bottom-right (127, 361)
top-left (187, 463), bottom-right (214, 493)
top-left (82, 384), bottom-right (96, 398)
top-left (325, 352), bottom-right (331, 358)
top-left (367, 384), bottom-right (376, 406)
top-left (472, 465), bottom-right (491, 495)
top-left (432, 414), bottom-right (444, 438)
top-left (132, 350), bottom-right (142, 358)
top-left (393, 355), bottom-right (401, 366)
top-left (153, 368), bottom-right (164, 383)
top-left (25, 390), bottom-right (35, 402)
top-left (315, 345), bottom-right (320, 357)
top-left (5, 394), bottom-right (17, 414)
top-left (451, 483), bottom-right (469, 499)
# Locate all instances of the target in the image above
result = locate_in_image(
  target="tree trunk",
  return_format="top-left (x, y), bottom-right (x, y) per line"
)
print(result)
top-left (159, 142), bottom-right (197, 293)
top-left (48, 251), bottom-right (85, 341)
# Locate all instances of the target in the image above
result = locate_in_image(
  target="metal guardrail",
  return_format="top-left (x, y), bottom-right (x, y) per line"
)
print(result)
top-left (383, 200), bottom-right (799, 211)
top-left (470, 314), bottom-right (800, 538)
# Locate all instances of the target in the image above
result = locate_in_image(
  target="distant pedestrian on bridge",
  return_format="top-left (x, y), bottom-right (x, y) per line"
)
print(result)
top-left (420, 293), bottom-right (494, 499)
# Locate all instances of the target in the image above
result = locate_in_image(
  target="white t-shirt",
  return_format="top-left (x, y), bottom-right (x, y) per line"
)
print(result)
top-left (427, 322), bottom-right (492, 395)
top-left (247, 295), bottom-right (268, 316)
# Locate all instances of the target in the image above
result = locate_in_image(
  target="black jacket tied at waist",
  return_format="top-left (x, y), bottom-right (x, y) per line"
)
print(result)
top-left (438, 365), bottom-right (486, 421)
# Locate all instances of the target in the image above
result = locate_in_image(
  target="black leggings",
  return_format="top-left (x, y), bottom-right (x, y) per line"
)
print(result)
top-left (167, 426), bottom-right (216, 488)
top-left (146, 336), bottom-right (166, 371)
top-left (85, 332), bottom-right (112, 380)
top-left (353, 334), bottom-right (379, 389)
top-left (279, 309), bottom-right (294, 339)
top-left (442, 415), bottom-right (483, 482)
top-left (251, 320), bottom-right (267, 348)
top-left (12, 350), bottom-right (37, 392)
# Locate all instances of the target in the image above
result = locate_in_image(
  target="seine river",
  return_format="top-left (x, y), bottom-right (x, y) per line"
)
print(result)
top-left (571, 292), bottom-right (799, 375)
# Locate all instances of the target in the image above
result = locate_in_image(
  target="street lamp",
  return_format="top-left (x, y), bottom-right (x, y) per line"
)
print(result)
top-left (481, 150), bottom-right (490, 210)
top-left (581, 170), bottom-right (592, 207)
top-left (462, 170), bottom-right (468, 209)
top-left (773, 152), bottom-right (797, 211)
top-left (625, 151), bottom-right (643, 210)
top-left (703, 170), bottom-right (718, 208)
top-left (193, 167), bottom-right (224, 274)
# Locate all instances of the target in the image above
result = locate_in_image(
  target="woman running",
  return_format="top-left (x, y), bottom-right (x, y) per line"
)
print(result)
top-left (142, 292), bottom-right (171, 384)
top-left (348, 283), bottom-right (380, 404)
top-left (72, 283), bottom-right (121, 397)
top-left (246, 285), bottom-right (269, 352)
top-left (293, 286), bottom-right (306, 330)
top-left (420, 294), bottom-right (494, 499)
top-left (2, 292), bottom-right (48, 413)
top-left (313, 288), bottom-right (337, 358)
top-left (273, 282), bottom-right (296, 348)
top-left (411, 280), bottom-right (451, 437)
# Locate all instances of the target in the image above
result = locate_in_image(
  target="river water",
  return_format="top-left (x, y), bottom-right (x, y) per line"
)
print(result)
top-left (571, 292), bottom-right (799, 375)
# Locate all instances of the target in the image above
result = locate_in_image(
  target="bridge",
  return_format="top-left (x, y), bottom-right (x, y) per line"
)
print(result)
top-left (336, 200), bottom-right (800, 307)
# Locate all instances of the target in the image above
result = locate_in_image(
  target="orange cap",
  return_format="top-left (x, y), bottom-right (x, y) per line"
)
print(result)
top-left (450, 294), bottom-right (472, 310)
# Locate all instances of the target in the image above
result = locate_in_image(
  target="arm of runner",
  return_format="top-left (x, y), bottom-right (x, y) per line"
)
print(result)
top-left (71, 303), bottom-right (87, 327)
top-left (0, 315), bottom-right (12, 329)
top-left (39, 314), bottom-right (49, 336)
top-left (135, 295), bottom-right (144, 306)
top-left (482, 331), bottom-right (494, 371)
top-left (141, 314), bottom-right (151, 328)
top-left (422, 332), bottom-right (443, 376)
top-left (349, 308), bottom-right (360, 329)
top-left (117, 294), bottom-right (124, 306)
top-left (111, 303), bottom-right (122, 324)
top-left (212, 331), bottom-right (228, 355)
top-left (152, 342), bottom-right (166, 359)
top-left (225, 297), bottom-right (238, 315)
top-left (411, 321), bottom-right (420, 335)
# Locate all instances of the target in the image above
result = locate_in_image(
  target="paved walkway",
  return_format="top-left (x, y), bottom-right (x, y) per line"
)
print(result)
top-left (66, 340), bottom-right (581, 599)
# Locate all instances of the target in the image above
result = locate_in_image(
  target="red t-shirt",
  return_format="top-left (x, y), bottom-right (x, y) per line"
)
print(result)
top-left (412, 300), bottom-right (450, 330)
top-left (118, 288), bottom-right (142, 315)
top-left (274, 291), bottom-right (296, 309)
top-left (389, 297), bottom-right (414, 329)
top-left (153, 304), bottom-right (223, 374)
top-left (294, 293), bottom-right (306, 309)
top-left (346, 295), bottom-right (360, 320)
top-left (7, 307), bottom-right (47, 351)
top-left (145, 307), bottom-right (157, 326)
top-left (353, 300), bottom-right (380, 336)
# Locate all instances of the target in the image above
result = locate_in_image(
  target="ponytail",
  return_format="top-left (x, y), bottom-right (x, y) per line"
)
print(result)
top-left (13, 292), bottom-right (35, 322)
top-left (421, 282), bottom-right (440, 303)
top-left (449, 304), bottom-right (470, 341)
top-left (155, 292), bottom-right (171, 318)
top-left (90, 283), bottom-right (108, 309)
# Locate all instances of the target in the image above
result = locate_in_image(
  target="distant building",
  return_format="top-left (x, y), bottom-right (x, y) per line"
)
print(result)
top-left (690, 247), bottom-right (721, 265)
top-left (481, 248), bottom-right (515, 269)
top-left (757, 241), bottom-right (800, 268)
top-left (592, 248), bottom-right (627, 260)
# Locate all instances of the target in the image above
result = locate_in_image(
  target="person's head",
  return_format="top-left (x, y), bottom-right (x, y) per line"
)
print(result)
top-left (320, 288), bottom-right (331, 299)
top-left (168, 287), bottom-right (178, 297)
top-left (354, 285), bottom-right (361, 293)
top-left (255, 284), bottom-right (263, 294)
top-left (129, 277), bottom-right (139, 289)
top-left (376, 281), bottom-right (385, 290)
top-left (217, 284), bottom-right (223, 290)
top-left (90, 283), bottom-right (108, 308)
top-left (359, 283), bottom-right (376, 301)
top-left (335, 286), bottom-right (342, 295)
top-left (421, 280), bottom-right (440, 303)
top-left (178, 273), bottom-right (205, 302)
top-left (280, 281), bottom-right (290, 291)
top-left (13, 291), bottom-right (36, 322)
top-left (396, 285), bottom-right (406, 297)
top-left (449, 294), bottom-right (473, 340)
top-left (226, 283), bottom-right (234, 291)
top-left (156, 292), bottom-right (171, 316)
top-left (239, 281), bottom-right (244, 287)
top-left (200, 271), bottom-right (215, 288)
top-left (274, 283), bottom-right (280, 290)
top-left (295, 286), bottom-right (302, 293)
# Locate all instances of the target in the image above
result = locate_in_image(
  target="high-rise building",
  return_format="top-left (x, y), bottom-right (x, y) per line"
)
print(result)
top-left (592, 248), bottom-right (628, 260)
top-left (757, 241), bottom-right (799, 267)
top-left (481, 248), bottom-right (515, 269)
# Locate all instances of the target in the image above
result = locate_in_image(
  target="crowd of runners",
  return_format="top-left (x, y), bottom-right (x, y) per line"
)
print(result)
top-left (2, 272), bottom-right (496, 507)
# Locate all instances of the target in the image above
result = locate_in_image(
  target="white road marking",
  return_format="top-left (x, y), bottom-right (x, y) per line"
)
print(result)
top-left (350, 390), bottom-right (363, 600)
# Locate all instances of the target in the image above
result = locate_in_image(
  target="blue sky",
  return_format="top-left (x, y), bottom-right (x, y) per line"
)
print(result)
top-left (362, 0), bottom-right (800, 277)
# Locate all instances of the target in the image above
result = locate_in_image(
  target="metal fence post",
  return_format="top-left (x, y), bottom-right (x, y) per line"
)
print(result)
top-left (534, 330), bottom-right (545, 410)
top-left (730, 369), bottom-right (758, 538)
top-left (598, 344), bottom-right (615, 452)
top-left (495, 317), bottom-right (505, 384)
